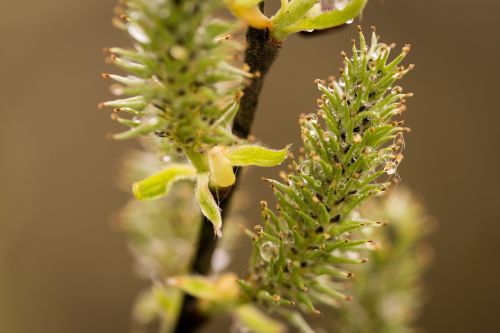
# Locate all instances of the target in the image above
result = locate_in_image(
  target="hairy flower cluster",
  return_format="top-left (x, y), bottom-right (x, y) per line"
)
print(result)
top-left (116, 148), bottom-right (201, 331)
top-left (328, 189), bottom-right (433, 333)
top-left (100, 0), bottom-right (248, 152)
top-left (241, 28), bottom-right (414, 314)
top-left (118, 149), bottom-right (200, 279)
top-left (101, 0), bottom-right (289, 236)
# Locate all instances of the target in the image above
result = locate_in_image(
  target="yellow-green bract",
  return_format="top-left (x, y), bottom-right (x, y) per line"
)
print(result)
top-left (132, 163), bottom-right (197, 200)
top-left (226, 145), bottom-right (290, 167)
top-left (130, 143), bottom-right (289, 236)
top-left (195, 173), bottom-right (223, 237)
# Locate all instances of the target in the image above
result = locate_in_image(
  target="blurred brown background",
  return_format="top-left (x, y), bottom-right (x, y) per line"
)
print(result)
top-left (1, 0), bottom-right (499, 332)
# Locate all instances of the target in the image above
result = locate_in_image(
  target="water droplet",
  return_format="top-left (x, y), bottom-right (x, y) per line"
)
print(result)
top-left (260, 241), bottom-right (278, 262)
top-left (346, 19), bottom-right (354, 24)
top-left (305, 29), bottom-right (315, 33)
top-left (300, 161), bottom-right (311, 175)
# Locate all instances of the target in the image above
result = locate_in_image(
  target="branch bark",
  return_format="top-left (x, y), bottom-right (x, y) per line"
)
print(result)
top-left (173, 18), bottom-right (281, 333)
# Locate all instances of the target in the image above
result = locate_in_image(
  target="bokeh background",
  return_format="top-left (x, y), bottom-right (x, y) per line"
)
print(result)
top-left (1, 0), bottom-right (499, 332)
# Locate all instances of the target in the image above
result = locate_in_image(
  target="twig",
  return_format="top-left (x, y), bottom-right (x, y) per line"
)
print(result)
top-left (173, 16), bottom-right (282, 333)
top-left (233, 26), bottom-right (282, 138)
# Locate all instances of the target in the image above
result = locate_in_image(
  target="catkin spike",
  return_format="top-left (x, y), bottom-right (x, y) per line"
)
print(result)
top-left (101, 1), bottom-right (249, 154)
top-left (244, 27), bottom-right (413, 313)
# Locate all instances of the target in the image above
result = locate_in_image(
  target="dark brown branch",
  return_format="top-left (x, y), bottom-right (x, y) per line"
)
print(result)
top-left (172, 184), bottom-right (237, 333)
top-left (173, 22), bottom-right (282, 333)
top-left (233, 27), bottom-right (282, 138)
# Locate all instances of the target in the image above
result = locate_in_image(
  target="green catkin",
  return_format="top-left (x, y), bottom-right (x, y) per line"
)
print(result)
top-left (328, 189), bottom-right (433, 333)
top-left (244, 27), bottom-right (414, 314)
top-left (102, 0), bottom-right (291, 235)
top-left (101, 0), bottom-right (248, 164)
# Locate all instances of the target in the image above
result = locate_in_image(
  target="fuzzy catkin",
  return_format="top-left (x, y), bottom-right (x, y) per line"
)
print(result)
top-left (101, 0), bottom-right (249, 154)
top-left (241, 28), bottom-right (414, 314)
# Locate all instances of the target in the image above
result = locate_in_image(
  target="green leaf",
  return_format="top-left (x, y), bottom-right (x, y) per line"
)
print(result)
top-left (196, 173), bottom-right (223, 237)
top-left (132, 164), bottom-right (196, 200)
top-left (234, 304), bottom-right (286, 333)
top-left (271, 0), bottom-right (317, 36)
top-left (167, 275), bottom-right (219, 301)
top-left (167, 274), bottom-right (240, 303)
top-left (229, 0), bottom-right (263, 7)
top-left (285, 0), bottom-right (367, 35)
top-left (226, 144), bottom-right (290, 167)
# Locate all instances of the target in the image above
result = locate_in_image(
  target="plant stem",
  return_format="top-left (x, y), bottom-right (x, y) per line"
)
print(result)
top-left (173, 12), bottom-right (282, 333)
top-left (233, 23), bottom-right (282, 138)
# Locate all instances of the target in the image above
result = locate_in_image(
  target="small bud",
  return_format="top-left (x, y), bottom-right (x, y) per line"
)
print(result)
top-left (208, 146), bottom-right (236, 188)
